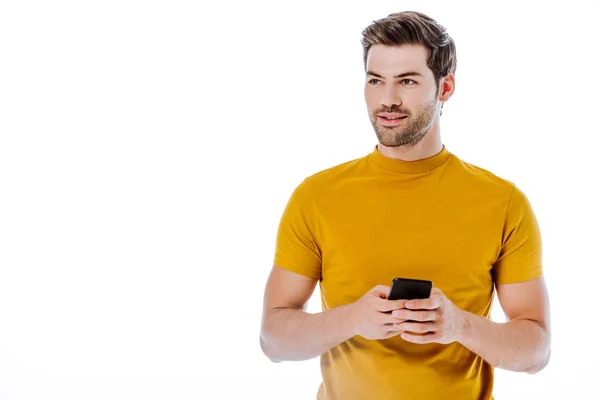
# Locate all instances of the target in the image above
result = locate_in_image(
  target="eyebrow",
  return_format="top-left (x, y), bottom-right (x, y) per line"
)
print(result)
top-left (366, 71), bottom-right (424, 79)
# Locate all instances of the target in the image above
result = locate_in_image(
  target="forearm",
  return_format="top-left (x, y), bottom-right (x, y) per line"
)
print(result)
top-left (458, 311), bottom-right (551, 373)
top-left (260, 304), bottom-right (355, 362)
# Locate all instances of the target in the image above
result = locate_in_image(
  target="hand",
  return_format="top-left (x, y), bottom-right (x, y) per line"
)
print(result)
top-left (348, 285), bottom-right (411, 340)
top-left (391, 287), bottom-right (466, 344)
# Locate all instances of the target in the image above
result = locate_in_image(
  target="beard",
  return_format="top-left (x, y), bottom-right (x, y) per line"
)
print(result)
top-left (370, 97), bottom-right (438, 148)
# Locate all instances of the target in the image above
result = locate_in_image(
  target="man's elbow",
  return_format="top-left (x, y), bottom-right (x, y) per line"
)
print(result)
top-left (521, 320), bottom-right (551, 374)
top-left (525, 360), bottom-right (548, 374)
top-left (260, 333), bottom-right (282, 363)
top-left (526, 346), bottom-right (551, 374)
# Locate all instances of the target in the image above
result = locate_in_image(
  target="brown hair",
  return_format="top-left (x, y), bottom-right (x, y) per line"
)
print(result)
top-left (361, 11), bottom-right (457, 87)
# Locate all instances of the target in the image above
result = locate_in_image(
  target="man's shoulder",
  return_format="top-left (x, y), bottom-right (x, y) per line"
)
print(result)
top-left (449, 153), bottom-right (517, 192)
top-left (301, 154), bottom-right (369, 190)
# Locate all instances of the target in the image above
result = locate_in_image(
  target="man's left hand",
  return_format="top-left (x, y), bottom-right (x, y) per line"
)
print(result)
top-left (391, 287), bottom-right (467, 344)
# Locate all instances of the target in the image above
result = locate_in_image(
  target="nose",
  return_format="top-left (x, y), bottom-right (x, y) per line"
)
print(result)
top-left (380, 86), bottom-right (402, 108)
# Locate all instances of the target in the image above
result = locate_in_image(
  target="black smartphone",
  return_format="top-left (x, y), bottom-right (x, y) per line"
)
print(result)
top-left (388, 277), bottom-right (432, 301)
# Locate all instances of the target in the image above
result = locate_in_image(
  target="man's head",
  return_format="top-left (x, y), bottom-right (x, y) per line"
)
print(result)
top-left (361, 11), bottom-right (457, 148)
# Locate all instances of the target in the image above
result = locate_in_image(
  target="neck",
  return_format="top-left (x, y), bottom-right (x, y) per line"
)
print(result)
top-left (377, 120), bottom-right (443, 161)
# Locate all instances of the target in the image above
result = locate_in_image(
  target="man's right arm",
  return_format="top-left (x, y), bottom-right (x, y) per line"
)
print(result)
top-left (259, 265), bottom-right (355, 362)
top-left (259, 265), bottom-right (406, 362)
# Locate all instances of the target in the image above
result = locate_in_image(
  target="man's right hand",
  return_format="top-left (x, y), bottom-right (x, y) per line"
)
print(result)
top-left (347, 285), bottom-right (410, 340)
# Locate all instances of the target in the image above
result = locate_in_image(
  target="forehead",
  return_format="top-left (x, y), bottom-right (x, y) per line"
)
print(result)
top-left (366, 44), bottom-right (432, 77)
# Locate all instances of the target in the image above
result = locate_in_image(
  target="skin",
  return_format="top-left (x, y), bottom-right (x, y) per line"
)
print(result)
top-left (260, 44), bottom-right (551, 374)
top-left (364, 44), bottom-right (452, 162)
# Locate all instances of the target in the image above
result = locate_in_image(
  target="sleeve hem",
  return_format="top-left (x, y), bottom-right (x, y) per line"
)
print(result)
top-left (494, 268), bottom-right (543, 285)
top-left (274, 255), bottom-right (321, 280)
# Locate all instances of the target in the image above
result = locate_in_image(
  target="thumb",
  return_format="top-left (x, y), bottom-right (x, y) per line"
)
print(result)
top-left (370, 285), bottom-right (391, 299)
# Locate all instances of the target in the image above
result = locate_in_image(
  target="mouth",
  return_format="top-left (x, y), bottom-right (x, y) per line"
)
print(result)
top-left (377, 114), bottom-right (408, 127)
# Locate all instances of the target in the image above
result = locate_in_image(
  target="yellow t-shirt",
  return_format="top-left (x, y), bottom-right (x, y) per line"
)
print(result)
top-left (273, 144), bottom-right (543, 400)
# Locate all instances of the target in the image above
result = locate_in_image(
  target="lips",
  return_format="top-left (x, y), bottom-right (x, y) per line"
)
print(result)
top-left (378, 113), bottom-right (408, 120)
top-left (377, 114), bottom-right (408, 126)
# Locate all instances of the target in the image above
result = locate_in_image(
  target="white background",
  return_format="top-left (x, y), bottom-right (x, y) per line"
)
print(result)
top-left (1, 0), bottom-right (599, 399)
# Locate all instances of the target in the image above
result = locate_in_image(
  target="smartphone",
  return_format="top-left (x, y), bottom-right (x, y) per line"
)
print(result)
top-left (388, 277), bottom-right (432, 301)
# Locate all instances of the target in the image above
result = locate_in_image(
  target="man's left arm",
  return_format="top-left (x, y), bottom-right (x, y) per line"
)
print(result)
top-left (458, 276), bottom-right (551, 373)
top-left (394, 276), bottom-right (551, 374)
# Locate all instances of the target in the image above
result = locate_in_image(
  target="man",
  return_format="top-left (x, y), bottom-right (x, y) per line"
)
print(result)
top-left (259, 10), bottom-right (551, 400)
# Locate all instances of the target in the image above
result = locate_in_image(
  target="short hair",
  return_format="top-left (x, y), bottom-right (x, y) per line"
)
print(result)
top-left (361, 11), bottom-right (457, 87)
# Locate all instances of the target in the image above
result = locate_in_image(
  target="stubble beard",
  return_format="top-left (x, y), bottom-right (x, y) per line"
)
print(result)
top-left (370, 98), bottom-right (438, 148)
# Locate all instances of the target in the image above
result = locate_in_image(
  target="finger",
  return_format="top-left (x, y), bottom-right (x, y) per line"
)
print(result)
top-left (388, 299), bottom-right (410, 309)
top-left (392, 309), bottom-right (437, 322)
top-left (383, 322), bottom-right (403, 331)
top-left (394, 321), bottom-right (436, 333)
top-left (378, 299), bottom-right (409, 313)
top-left (400, 332), bottom-right (441, 344)
top-left (405, 295), bottom-right (442, 310)
top-left (382, 312), bottom-right (409, 325)
top-left (382, 330), bottom-right (403, 339)
top-left (371, 285), bottom-right (391, 299)
top-left (381, 313), bottom-right (400, 325)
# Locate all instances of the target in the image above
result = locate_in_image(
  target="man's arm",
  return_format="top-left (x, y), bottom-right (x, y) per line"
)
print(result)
top-left (395, 276), bottom-right (551, 374)
top-left (260, 265), bottom-right (407, 363)
top-left (458, 276), bottom-right (551, 373)
top-left (259, 265), bottom-right (355, 362)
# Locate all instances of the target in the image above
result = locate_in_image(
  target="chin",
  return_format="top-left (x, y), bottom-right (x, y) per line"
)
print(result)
top-left (378, 131), bottom-right (426, 148)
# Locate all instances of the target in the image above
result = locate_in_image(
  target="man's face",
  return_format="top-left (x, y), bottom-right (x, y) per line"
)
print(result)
top-left (364, 44), bottom-right (441, 148)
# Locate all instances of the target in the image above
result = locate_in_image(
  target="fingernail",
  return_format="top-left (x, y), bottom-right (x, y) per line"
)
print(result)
top-left (406, 301), bottom-right (413, 308)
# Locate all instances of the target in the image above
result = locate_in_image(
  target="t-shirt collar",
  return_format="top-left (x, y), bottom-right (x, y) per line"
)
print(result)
top-left (369, 144), bottom-right (451, 173)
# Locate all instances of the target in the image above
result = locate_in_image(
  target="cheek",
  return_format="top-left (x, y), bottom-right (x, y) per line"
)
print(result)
top-left (364, 89), bottom-right (379, 110)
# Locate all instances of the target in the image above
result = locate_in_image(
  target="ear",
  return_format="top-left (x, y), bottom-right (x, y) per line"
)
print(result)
top-left (438, 73), bottom-right (455, 103)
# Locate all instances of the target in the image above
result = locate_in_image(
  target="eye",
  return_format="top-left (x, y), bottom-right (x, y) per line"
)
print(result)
top-left (368, 79), bottom-right (382, 85)
top-left (401, 79), bottom-right (416, 86)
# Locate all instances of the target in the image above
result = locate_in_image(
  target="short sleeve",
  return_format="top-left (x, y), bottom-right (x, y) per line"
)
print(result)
top-left (492, 184), bottom-right (543, 285)
top-left (273, 179), bottom-right (322, 280)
